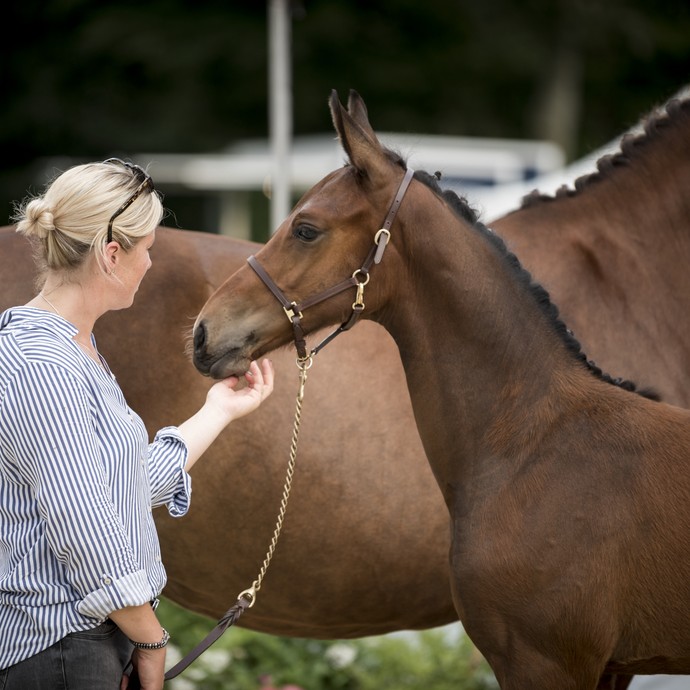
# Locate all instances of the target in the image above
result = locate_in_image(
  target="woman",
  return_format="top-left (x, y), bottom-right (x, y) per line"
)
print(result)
top-left (0, 159), bottom-right (274, 690)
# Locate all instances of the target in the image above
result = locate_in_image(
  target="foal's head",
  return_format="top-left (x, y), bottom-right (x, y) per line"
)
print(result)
top-left (193, 90), bottom-right (427, 377)
top-left (193, 90), bottom-right (656, 403)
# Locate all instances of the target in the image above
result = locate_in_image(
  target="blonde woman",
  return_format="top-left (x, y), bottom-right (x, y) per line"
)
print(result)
top-left (0, 160), bottom-right (274, 690)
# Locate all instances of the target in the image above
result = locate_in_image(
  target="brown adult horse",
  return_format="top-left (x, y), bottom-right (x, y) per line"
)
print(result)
top-left (192, 90), bottom-right (690, 689)
top-left (1, 88), bottom-right (689, 661)
top-left (493, 94), bottom-right (690, 407)
top-left (0, 227), bottom-right (451, 638)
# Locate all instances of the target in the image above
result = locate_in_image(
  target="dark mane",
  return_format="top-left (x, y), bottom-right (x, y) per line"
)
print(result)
top-left (409, 166), bottom-right (659, 401)
top-left (520, 95), bottom-right (690, 208)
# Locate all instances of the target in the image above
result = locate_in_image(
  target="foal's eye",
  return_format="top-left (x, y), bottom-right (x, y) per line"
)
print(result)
top-left (292, 224), bottom-right (320, 242)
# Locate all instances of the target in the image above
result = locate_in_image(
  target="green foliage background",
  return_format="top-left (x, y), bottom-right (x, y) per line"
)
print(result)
top-left (159, 598), bottom-right (498, 690)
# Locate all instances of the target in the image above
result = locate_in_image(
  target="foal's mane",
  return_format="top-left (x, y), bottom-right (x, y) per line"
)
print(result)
top-left (402, 163), bottom-right (658, 400)
top-left (520, 95), bottom-right (690, 207)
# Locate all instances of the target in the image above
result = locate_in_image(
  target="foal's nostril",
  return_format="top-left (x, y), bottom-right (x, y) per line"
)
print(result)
top-left (193, 321), bottom-right (207, 355)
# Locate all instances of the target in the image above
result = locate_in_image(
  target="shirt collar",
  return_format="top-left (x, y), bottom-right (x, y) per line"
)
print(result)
top-left (0, 306), bottom-right (80, 340)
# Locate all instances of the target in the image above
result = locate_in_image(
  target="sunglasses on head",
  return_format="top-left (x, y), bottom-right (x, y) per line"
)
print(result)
top-left (103, 158), bottom-right (155, 243)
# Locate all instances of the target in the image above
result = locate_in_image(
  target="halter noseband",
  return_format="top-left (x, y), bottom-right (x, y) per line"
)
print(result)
top-left (247, 167), bottom-right (415, 360)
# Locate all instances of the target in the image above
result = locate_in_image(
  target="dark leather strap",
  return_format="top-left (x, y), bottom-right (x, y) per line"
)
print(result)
top-left (247, 255), bottom-right (293, 310)
top-left (247, 168), bottom-right (414, 360)
top-left (125, 596), bottom-right (252, 688)
top-left (297, 276), bottom-right (359, 311)
top-left (248, 256), bottom-right (360, 315)
top-left (382, 167), bottom-right (414, 232)
top-left (248, 256), bottom-right (310, 359)
top-left (164, 597), bottom-right (251, 680)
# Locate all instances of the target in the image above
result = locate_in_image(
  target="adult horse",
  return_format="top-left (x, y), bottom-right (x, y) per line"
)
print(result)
top-left (0, 227), bottom-right (451, 638)
top-left (1, 88), bottom-right (689, 656)
top-left (192, 89), bottom-right (690, 689)
top-left (493, 94), bottom-right (690, 407)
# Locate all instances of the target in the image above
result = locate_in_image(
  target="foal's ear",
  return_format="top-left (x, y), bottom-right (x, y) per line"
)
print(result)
top-left (346, 90), bottom-right (377, 141)
top-left (329, 89), bottom-right (389, 182)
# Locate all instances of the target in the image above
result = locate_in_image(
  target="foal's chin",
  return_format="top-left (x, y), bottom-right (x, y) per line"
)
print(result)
top-left (206, 350), bottom-right (253, 380)
top-left (215, 355), bottom-right (253, 379)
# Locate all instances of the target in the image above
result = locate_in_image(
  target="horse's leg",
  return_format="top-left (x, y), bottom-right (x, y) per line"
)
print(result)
top-left (484, 647), bottom-right (606, 690)
top-left (596, 675), bottom-right (633, 690)
top-left (492, 667), bottom-right (603, 690)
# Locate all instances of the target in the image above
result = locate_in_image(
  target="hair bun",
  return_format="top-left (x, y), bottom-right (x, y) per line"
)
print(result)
top-left (21, 199), bottom-right (55, 240)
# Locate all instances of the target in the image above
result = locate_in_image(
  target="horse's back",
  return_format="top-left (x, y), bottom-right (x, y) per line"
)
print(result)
top-left (492, 97), bottom-right (690, 407)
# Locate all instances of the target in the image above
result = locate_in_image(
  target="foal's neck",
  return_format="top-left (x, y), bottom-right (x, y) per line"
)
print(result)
top-left (380, 205), bottom-right (597, 487)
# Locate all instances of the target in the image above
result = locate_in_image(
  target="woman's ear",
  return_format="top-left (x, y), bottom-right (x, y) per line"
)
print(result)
top-left (103, 241), bottom-right (119, 274)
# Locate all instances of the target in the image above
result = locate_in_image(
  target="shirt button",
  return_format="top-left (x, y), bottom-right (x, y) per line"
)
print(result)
top-left (102, 576), bottom-right (112, 586)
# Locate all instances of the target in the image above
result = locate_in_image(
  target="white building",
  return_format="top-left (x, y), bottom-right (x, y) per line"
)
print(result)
top-left (131, 132), bottom-right (565, 240)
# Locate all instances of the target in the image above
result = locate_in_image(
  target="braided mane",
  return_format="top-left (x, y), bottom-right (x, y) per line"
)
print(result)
top-left (404, 166), bottom-right (659, 401)
top-left (520, 95), bottom-right (690, 207)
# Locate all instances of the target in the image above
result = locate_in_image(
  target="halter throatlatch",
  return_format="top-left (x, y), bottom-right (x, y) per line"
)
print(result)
top-left (248, 167), bottom-right (415, 360)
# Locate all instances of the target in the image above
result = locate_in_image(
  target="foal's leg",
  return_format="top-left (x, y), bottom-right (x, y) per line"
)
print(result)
top-left (596, 675), bottom-right (632, 690)
top-left (485, 647), bottom-right (607, 689)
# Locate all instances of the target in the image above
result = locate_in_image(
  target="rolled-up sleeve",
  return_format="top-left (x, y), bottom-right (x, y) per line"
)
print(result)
top-left (147, 426), bottom-right (191, 516)
top-left (77, 569), bottom-right (153, 619)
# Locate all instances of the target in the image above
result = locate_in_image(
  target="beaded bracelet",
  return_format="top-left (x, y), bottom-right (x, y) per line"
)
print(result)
top-left (129, 628), bottom-right (170, 650)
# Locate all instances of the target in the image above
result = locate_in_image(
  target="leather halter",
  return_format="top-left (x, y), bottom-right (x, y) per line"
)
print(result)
top-left (248, 167), bottom-right (415, 360)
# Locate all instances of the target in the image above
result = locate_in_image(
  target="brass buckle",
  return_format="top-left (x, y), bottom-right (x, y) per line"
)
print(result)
top-left (283, 303), bottom-right (303, 322)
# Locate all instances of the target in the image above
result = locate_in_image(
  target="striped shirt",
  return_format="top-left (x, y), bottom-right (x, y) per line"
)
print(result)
top-left (0, 307), bottom-right (191, 670)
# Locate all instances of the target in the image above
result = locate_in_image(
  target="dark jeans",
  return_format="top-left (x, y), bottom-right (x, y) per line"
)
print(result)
top-left (0, 620), bottom-right (132, 690)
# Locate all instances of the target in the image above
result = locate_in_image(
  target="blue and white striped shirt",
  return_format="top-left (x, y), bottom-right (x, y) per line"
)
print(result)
top-left (0, 307), bottom-right (191, 670)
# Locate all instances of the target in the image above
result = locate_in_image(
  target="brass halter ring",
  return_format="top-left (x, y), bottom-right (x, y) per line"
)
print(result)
top-left (352, 268), bottom-right (371, 310)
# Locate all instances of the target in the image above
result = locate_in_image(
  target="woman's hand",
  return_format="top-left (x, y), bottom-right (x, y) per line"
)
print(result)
top-left (206, 358), bottom-right (275, 423)
top-left (178, 358), bottom-right (275, 472)
top-left (120, 648), bottom-right (166, 690)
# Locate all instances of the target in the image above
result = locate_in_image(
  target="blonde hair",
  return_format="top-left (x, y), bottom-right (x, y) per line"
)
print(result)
top-left (13, 160), bottom-right (164, 273)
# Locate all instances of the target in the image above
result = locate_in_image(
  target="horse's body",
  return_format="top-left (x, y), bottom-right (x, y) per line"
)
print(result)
top-left (192, 91), bottom-right (690, 689)
top-left (1, 90), bottom-right (689, 659)
top-left (0, 227), bottom-right (451, 638)
top-left (493, 98), bottom-right (690, 407)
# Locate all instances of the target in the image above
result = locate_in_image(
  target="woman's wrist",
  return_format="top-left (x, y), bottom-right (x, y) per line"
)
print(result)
top-left (202, 397), bottom-right (236, 428)
top-left (129, 627), bottom-right (170, 649)
top-left (109, 602), bottom-right (165, 648)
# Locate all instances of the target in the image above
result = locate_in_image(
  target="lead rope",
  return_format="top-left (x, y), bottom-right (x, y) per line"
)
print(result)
top-left (127, 355), bottom-right (313, 688)
top-left (235, 353), bottom-right (313, 605)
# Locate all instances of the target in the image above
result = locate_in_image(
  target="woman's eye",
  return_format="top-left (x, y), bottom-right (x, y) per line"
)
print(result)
top-left (293, 225), bottom-right (320, 242)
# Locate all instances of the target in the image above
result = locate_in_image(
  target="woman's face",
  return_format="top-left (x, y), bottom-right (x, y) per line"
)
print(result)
top-left (115, 230), bottom-right (155, 307)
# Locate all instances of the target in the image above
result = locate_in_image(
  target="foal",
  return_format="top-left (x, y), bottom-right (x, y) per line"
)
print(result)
top-left (193, 91), bottom-right (690, 689)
